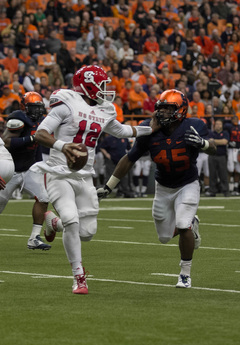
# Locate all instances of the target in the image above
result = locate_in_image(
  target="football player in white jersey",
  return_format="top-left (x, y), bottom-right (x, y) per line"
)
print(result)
top-left (0, 137), bottom-right (15, 190)
top-left (32, 65), bottom-right (157, 294)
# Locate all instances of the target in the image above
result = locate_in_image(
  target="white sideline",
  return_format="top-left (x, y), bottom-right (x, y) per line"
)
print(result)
top-left (0, 270), bottom-right (239, 294)
top-left (0, 233), bottom-right (240, 251)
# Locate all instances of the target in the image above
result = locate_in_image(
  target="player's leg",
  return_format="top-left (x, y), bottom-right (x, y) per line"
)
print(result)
top-left (0, 159), bottom-right (15, 184)
top-left (141, 159), bottom-right (151, 197)
top-left (23, 170), bottom-right (51, 250)
top-left (152, 182), bottom-right (176, 244)
top-left (175, 180), bottom-right (200, 288)
top-left (202, 153), bottom-right (210, 194)
top-left (46, 174), bottom-right (88, 294)
top-left (208, 155), bottom-right (218, 196)
top-left (0, 172), bottom-right (22, 214)
top-left (227, 148), bottom-right (234, 193)
top-left (132, 161), bottom-right (141, 197)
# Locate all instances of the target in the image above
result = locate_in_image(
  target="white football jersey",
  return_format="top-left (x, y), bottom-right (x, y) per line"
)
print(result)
top-left (36, 89), bottom-right (124, 177)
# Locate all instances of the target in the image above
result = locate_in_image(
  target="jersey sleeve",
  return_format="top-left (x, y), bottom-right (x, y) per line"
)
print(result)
top-left (127, 135), bottom-right (149, 163)
top-left (37, 103), bottom-right (70, 134)
top-left (104, 119), bottom-right (134, 138)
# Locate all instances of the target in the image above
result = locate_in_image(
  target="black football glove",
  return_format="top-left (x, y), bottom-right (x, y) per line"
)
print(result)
top-left (185, 126), bottom-right (209, 150)
top-left (97, 185), bottom-right (112, 201)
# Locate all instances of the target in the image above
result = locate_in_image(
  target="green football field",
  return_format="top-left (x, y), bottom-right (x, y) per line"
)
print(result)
top-left (0, 196), bottom-right (240, 345)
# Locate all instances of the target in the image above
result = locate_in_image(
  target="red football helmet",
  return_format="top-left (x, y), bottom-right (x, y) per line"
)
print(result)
top-left (21, 91), bottom-right (45, 121)
top-left (155, 89), bottom-right (188, 127)
top-left (73, 65), bottom-right (115, 103)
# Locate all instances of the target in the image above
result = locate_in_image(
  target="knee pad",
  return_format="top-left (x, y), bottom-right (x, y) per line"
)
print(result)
top-left (80, 235), bottom-right (93, 242)
top-left (79, 216), bottom-right (97, 239)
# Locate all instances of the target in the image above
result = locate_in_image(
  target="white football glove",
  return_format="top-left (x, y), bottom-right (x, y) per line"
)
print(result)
top-left (97, 186), bottom-right (112, 201)
top-left (185, 126), bottom-right (209, 150)
top-left (229, 141), bottom-right (237, 148)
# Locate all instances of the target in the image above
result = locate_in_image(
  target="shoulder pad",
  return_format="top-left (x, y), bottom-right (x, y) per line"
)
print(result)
top-left (49, 97), bottom-right (64, 108)
top-left (7, 119), bottom-right (25, 131)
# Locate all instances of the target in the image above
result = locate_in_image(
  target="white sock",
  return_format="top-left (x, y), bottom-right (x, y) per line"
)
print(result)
top-left (179, 259), bottom-right (192, 277)
top-left (135, 185), bottom-right (140, 193)
top-left (30, 224), bottom-right (42, 239)
top-left (142, 186), bottom-right (147, 193)
top-left (234, 182), bottom-right (239, 189)
top-left (62, 222), bottom-right (83, 276)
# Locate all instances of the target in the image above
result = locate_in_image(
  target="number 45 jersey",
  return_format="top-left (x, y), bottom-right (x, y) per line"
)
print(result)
top-left (128, 117), bottom-right (209, 188)
top-left (36, 89), bottom-right (120, 177)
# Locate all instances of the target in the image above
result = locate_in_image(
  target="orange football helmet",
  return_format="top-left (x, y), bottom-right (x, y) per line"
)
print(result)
top-left (21, 92), bottom-right (45, 121)
top-left (155, 89), bottom-right (188, 127)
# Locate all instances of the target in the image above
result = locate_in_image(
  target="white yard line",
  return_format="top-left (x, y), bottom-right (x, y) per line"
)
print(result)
top-left (0, 270), bottom-right (239, 294)
top-left (0, 228), bottom-right (18, 231)
top-left (108, 226), bottom-right (134, 229)
top-left (151, 273), bottom-right (178, 277)
top-left (0, 233), bottom-right (239, 251)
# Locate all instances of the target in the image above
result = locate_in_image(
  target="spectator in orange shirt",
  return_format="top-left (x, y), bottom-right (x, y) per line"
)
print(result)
top-left (128, 82), bottom-right (148, 115)
top-left (143, 88), bottom-right (158, 115)
top-left (143, 33), bottom-right (160, 55)
top-left (113, 96), bottom-right (124, 123)
top-left (168, 51), bottom-right (184, 73)
top-left (161, 67), bottom-right (175, 90)
top-left (35, 64), bottom-right (49, 86)
top-left (207, 13), bottom-right (222, 36)
top-left (232, 90), bottom-right (240, 114)
top-left (0, 8), bottom-right (11, 34)
top-left (18, 47), bottom-right (36, 68)
top-left (22, 15), bottom-right (38, 39)
top-left (106, 70), bottom-right (121, 95)
top-left (9, 81), bottom-right (25, 97)
top-left (120, 80), bottom-right (133, 114)
top-left (72, 0), bottom-right (85, 12)
top-left (189, 91), bottom-right (205, 117)
top-left (138, 65), bottom-right (157, 86)
top-left (118, 69), bottom-right (134, 91)
top-left (25, 0), bottom-right (43, 11)
top-left (2, 48), bottom-right (18, 74)
top-left (194, 28), bottom-right (213, 57)
top-left (0, 85), bottom-right (21, 114)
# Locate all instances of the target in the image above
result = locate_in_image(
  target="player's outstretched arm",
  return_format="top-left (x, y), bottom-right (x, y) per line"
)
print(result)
top-left (185, 126), bottom-right (216, 155)
top-left (97, 154), bottom-right (134, 200)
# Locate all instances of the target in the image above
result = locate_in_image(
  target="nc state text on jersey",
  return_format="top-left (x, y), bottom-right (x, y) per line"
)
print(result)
top-left (78, 111), bottom-right (105, 124)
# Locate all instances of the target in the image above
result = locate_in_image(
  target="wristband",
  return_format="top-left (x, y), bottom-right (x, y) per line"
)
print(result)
top-left (106, 175), bottom-right (120, 191)
top-left (134, 126), bottom-right (152, 137)
top-left (202, 140), bottom-right (209, 151)
top-left (53, 140), bottom-right (66, 151)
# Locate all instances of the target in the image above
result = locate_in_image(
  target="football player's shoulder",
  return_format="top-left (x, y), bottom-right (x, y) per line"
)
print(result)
top-left (139, 118), bottom-right (151, 127)
top-left (187, 117), bottom-right (205, 130)
top-left (50, 89), bottom-right (82, 107)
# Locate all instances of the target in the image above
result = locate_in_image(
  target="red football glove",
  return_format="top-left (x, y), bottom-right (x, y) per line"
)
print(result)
top-left (0, 176), bottom-right (6, 190)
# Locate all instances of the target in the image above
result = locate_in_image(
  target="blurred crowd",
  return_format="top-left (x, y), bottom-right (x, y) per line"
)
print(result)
top-left (0, 0), bottom-right (240, 197)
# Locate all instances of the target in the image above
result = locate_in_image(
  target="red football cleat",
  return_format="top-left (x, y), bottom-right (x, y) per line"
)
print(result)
top-left (72, 270), bottom-right (88, 295)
